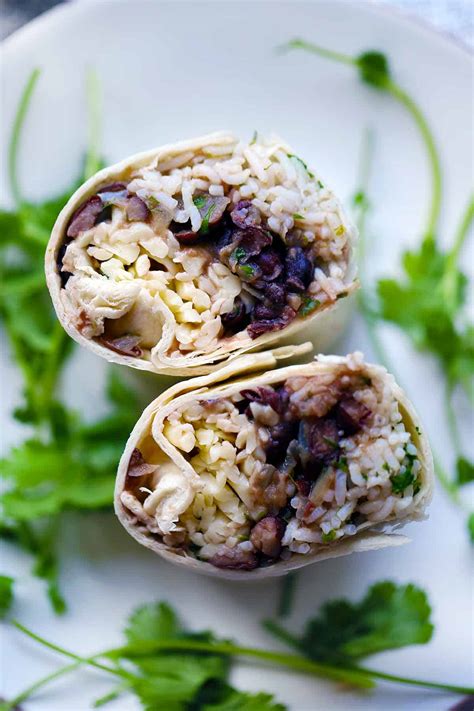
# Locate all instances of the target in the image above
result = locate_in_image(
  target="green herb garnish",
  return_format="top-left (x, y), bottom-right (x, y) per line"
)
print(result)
top-left (293, 213), bottom-right (304, 220)
top-left (321, 530), bottom-right (337, 543)
top-left (299, 296), bottom-right (320, 317)
top-left (4, 602), bottom-right (285, 710)
top-left (265, 582), bottom-right (434, 667)
top-left (4, 583), bottom-right (473, 709)
top-left (231, 246), bottom-right (246, 263)
top-left (337, 457), bottom-right (348, 472)
top-left (287, 153), bottom-right (315, 178)
top-left (317, 179), bottom-right (324, 189)
top-left (456, 458), bottom-right (474, 486)
top-left (193, 195), bottom-right (216, 234)
top-left (282, 39), bottom-right (441, 237)
top-left (200, 202), bottom-right (216, 234)
top-left (193, 195), bottom-right (207, 209)
top-left (0, 70), bottom-right (143, 612)
top-left (239, 264), bottom-right (255, 278)
top-left (250, 130), bottom-right (258, 145)
top-left (391, 469), bottom-right (416, 495)
top-left (322, 436), bottom-right (338, 449)
top-left (277, 573), bottom-right (298, 619)
top-left (0, 576), bottom-right (14, 619)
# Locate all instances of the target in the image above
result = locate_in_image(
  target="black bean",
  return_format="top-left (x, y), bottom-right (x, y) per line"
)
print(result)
top-left (335, 397), bottom-right (371, 435)
top-left (67, 195), bottom-right (104, 237)
top-left (250, 516), bottom-right (285, 558)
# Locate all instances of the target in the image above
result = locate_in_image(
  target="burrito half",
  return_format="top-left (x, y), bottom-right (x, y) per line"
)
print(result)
top-left (115, 350), bottom-right (433, 578)
top-left (46, 133), bottom-right (357, 375)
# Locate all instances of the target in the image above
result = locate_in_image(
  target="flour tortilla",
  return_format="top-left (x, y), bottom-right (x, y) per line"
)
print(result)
top-left (46, 132), bottom-right (357, 377)
top-left (114, 350), bottom-right (434, 579)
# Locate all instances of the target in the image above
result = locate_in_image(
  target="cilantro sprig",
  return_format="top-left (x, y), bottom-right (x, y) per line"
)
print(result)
top-left (3, 601), bottom-right (285, 711)
top-left (281, 40), bottom-right (442, 238)
top-left (0, 70), bottom-right (142, 612)
top-left (2, 582), bottom-right (472, 711)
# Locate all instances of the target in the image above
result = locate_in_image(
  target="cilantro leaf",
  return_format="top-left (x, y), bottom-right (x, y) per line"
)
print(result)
top-left (0, 520), bottom-right (66, 614)
top-left (239, 264), bottom-right (255, 279)
top-left (193, 196), bottom-right (207, 209)
top-left (125, 602), bottom-right (181, 644)
top-left (118, 602), bottom-right (231, 710)
top-left (356, 51), bottom-right (391, 89)
top-left (0, 372), bottom-right (142, 520)
top-left (231, 247), bottom-right (246, 263)
top-left (391, 469), bottom-right (415, 494)
top-left (456, 457), bottom-right (474, 486)
top-left (201, 687), bottom-right (285, 711)
top-left (265, 581), bottom-right (433, 665)
top-left (299, 296), bottom-right (320, 317)
top-left (0, 372), bottom-right (142, 611)
top-left (377, 237), bottom-right (473, 396)
top-left (0, 576), bottom-right (14, 619)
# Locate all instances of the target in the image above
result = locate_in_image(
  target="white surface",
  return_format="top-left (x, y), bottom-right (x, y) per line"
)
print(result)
top-left (1, 1), bottom-right (473, 709)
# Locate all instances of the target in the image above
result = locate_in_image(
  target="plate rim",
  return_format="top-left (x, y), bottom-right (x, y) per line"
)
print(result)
top-left (2, 0), bottom-right (472, 59)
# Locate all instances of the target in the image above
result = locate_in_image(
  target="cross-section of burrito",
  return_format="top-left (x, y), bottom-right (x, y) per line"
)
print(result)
top-left (115, 351), bottom-right (433, 578)
top-left (46, 132), bottom-right (357, 375)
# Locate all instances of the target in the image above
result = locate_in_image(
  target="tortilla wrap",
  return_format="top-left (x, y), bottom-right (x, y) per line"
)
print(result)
top-left (46, 132), bottom-right (357, 376)
top-left (115, 350), bottom-right (433, 579)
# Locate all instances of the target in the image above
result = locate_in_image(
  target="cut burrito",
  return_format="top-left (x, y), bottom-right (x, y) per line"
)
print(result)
top-left (115, 350), bottom-right (433, 578)
top-left (46, 132), bottom-right (357, 375)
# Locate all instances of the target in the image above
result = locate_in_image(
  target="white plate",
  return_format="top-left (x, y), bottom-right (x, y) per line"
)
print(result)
top-left (1, 1), bottom-right (473, 710)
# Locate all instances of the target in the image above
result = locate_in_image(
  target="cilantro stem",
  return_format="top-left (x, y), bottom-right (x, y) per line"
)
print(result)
top-left (277, 572), bottom-right (298, 618)
top-left (384, 80), bottom-right (442, 239)
top-left (37, 321), bottom-right (70, 422)
top-left (118, 639), bottom-right (374, 688)
top-left (7, 621), bottom-right (373, 700)
top-left (11, 620), bottom-right (126, 679)
top-left (8, 68), bottom-right (41, 207)
top-left (347, 665), bottom-right (473, 695)
top-left (3, 662), bottom-right (82, 710)
top-left (442, 194), bottom-right (474, 310)
top-left (84, 69), bottom-right (102, 181)
top-left (281, 39), bottom-right (355, 66)
top-left (433, 456), bottom-right (461, 505)
top-left (112, 639), bottom-right (474, 695)
top-left (263, 620), bottom-right (473, 695)
top-left (447, 194), bottom-right (474, 264)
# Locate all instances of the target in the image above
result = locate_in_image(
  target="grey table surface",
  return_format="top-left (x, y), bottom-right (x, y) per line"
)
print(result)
top-left (1, 0), bottom-right (473, 46)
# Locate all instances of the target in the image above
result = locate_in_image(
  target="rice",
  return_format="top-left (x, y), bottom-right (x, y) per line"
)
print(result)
top-left (59, 132), bottom-right (355, 364)
top-left (121, 356), bottom-right (424, 568)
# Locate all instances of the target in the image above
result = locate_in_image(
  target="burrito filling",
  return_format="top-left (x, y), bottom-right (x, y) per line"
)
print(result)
top-left (58, 135), bottom-right (354, 363)
top-left (121, 356), bottom-right (422, 570)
